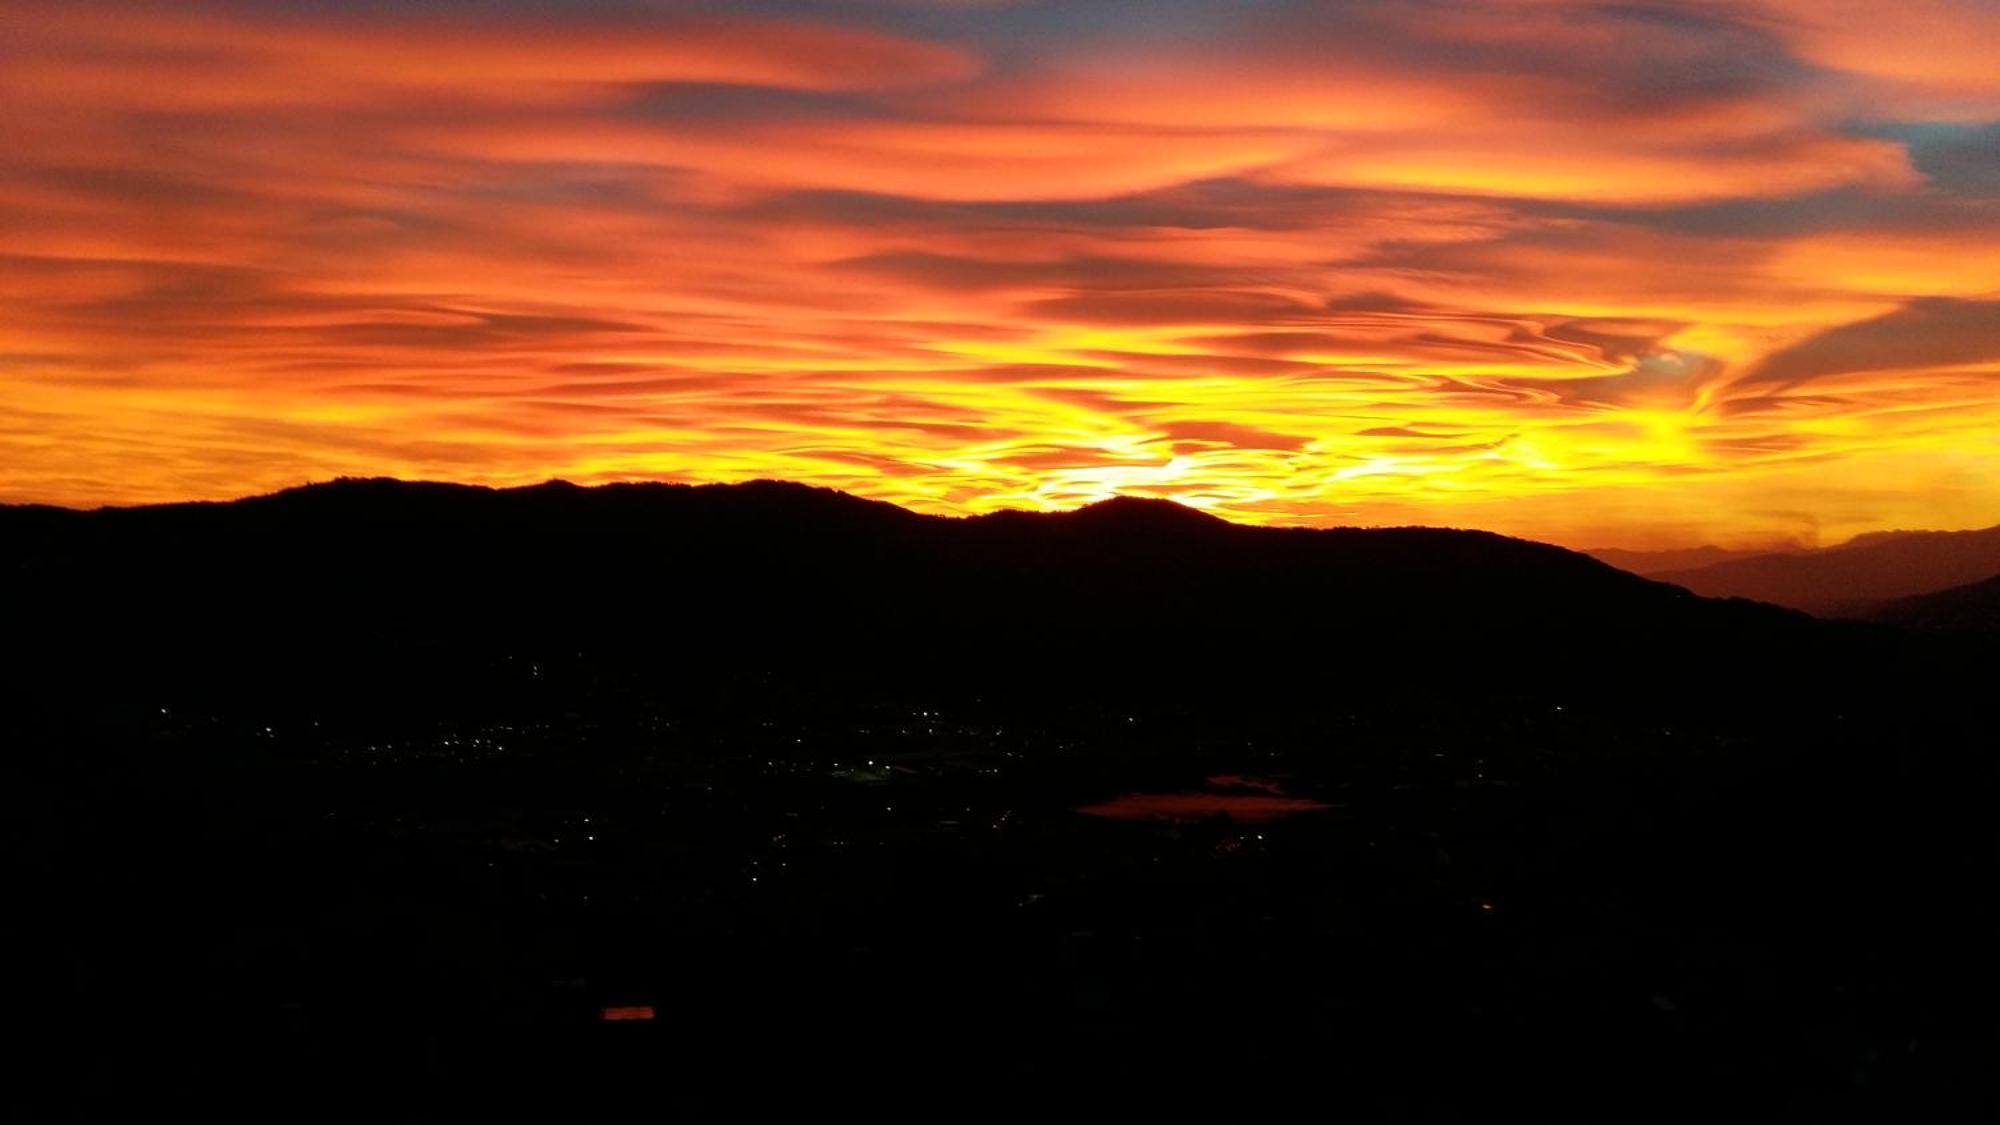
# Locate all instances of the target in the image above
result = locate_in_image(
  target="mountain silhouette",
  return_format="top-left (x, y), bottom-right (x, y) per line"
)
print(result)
top-left (1651, 523), bottom-right (2000, 615)
top-left (1030, 494), bottom-right (1231, 531)
top-left (0, 476), bottom-right (1896, 719)
top-left (1863, 571), bottom-right (2000, 631)
top-left (3, 476), bottom-right (1736, 627)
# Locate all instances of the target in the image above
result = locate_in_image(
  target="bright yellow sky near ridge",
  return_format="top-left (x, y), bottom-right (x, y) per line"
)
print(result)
top-left (3, 1), bottom-right (1999, 548)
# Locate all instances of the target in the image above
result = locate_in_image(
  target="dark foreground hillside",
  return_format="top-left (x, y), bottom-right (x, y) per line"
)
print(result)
top-left (3, 480), bottom-right (1992, 1121)
top-left (1865, 572), bottom-right (2000, 632)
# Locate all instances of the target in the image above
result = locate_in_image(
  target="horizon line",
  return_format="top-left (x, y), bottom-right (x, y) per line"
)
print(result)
top-left (9, 472), bottom-right (1997, 557)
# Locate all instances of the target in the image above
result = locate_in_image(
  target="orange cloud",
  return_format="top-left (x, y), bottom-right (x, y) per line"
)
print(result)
top-left (1266, 130), bottom-right (1916, 206)
top-left (3, 4), bottom-right (980, 100)
top-left (1757, 0), bottom-right (2000, 114)
top-left (2, 0), bottom-right (1998, 550)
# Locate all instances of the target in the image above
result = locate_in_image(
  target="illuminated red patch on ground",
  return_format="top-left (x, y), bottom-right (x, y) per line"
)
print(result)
top-left (1076, 792), bottom-right (1331, 823)
top-left (601, 1005), bottom-right (656, 1021)
top-left (1205, 774), bottom-right (1287, 794)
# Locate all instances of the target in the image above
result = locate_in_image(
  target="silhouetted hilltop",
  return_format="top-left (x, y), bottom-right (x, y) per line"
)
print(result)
top-left (1026, 495), bottom-right (1230, 532)
top-left (6, 475), bottom-right (1707, 619)
top-left (2, 477), bottom-right (1875, 717)
top-left (1653, 523), bottom-right (2000, 615)
top-left (1863, 571), bottom-right (2000, 631)
top-left (155, 475), bottom-right (924, 534)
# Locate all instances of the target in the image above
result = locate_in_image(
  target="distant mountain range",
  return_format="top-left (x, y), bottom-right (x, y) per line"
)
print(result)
top-left (1581, 544), bottom-right (1771, 576)
top-left (1600, 524), bottom-right (2000, 617)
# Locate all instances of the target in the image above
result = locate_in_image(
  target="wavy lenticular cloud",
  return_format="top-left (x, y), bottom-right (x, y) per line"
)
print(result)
top-left (2, 0), bottom-right (1998, 547)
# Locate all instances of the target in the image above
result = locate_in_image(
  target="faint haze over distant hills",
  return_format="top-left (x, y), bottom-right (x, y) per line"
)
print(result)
top-left (1582, 544), bottom-right (1771, 577)
top-left (1641, 524), bottom-right (2000, 617)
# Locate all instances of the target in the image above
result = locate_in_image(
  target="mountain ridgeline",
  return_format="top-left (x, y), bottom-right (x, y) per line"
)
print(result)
top-left (1, 477), bottom-right (1925, 718)
top-left (1643, 524), bottom-right (2000, 616)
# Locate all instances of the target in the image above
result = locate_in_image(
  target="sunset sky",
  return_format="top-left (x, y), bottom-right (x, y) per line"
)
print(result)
top-left (4, 0), bottom-right (1999, 547)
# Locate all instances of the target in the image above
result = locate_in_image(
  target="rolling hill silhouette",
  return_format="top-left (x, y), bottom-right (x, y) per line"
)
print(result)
top-left (2, 476), bottom-right (1888, 720)
top-left (1650, 523), bottom-right (2000, 615)
top-left (1864, 571), bottom-right (2000, 631)
top-left (4, 476), bottom-right (1774, 635)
